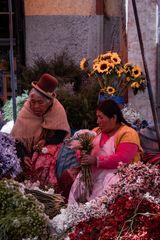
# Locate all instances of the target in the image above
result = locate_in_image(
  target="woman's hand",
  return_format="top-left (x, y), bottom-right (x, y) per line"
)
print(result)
top-left (80, 152), bottom-right (97, 166)
top-left (33, 139), bottom-right (46, 151)
top-left (24, 156), bottom-right (32, 169)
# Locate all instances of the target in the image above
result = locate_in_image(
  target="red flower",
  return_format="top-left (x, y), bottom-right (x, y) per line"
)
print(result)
top-left (68, 195), bottom-right (160, 240)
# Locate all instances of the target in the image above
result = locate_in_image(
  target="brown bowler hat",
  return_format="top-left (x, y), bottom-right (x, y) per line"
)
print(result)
top-left (32, 73), bottom-right (58, 99)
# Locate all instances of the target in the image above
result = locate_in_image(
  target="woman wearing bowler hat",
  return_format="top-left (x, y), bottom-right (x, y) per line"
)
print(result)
top-left (11, 73), bottom-right (70, 189)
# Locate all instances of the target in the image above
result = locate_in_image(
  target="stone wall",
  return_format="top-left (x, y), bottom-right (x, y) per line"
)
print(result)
top-left (24, 0), bottom-right (125, 67)
top-left (24, 0), bottom-right (97, 65)
top-left (127, 0), bottom-right (157, 122)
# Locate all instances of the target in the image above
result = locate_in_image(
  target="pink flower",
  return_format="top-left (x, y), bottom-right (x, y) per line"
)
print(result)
top-left (68, 140), bottom-right (82, 150)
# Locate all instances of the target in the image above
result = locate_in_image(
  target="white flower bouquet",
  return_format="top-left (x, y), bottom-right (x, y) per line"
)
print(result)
top-left (67, 129), bottom-right (97, 202)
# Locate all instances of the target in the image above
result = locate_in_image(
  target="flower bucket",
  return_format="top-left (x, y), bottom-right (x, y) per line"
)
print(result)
top-left (98, 93), bottom-right (125, 105)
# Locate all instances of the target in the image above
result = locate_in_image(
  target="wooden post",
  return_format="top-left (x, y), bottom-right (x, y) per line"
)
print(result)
top-left (8, 0), bottom-right (17, 122)
top-left (132, 0), bottom-right (160, 149)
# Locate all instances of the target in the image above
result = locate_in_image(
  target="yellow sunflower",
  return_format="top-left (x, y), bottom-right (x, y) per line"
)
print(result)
top-left (93, 56), bottom-right (101, 64)
top-left (124, 63), bottom-right (132, 72)
top-left (106, 86), bottom-right (116, 95)
top-left (100, 51), bottom-right (112, 61)
top-left (131, 82), bottom-right (140, 88)
top-left (111, 53), bottom-right (121, 65)
top-left (97, 60), bottom-right (108, 73)
top-left (116, 68), bottom-right (124, 77)
top-left (80, 58), bottom-right (87, 70)
top-left (105, 62), bottom-right (114, 74)
top-left (126, 77), bottom-right (130, 82)
top-left (132, 65), bottom-right (142, 78)
top-left (93, 63), bottom-right (99, 71)
top-left (140, 79), bottom-right (145, 84)
top-left (100, 88), bottom-right (106, 93)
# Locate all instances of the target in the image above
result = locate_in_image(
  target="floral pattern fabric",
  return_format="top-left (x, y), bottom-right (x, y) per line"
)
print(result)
top-left (31, 144), bottom-right (62, 188)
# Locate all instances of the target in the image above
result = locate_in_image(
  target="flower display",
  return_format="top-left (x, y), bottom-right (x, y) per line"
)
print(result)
top-left (68, 195), bottom-right (160, 240)
top-left (80, 51), bottom-right (146, 97)
top-left (52, 162), bottom-right (160, 239)
top-left (51, 197), bottom-right (108, 236)
top-left (0, 179), bottom-right (50, 239)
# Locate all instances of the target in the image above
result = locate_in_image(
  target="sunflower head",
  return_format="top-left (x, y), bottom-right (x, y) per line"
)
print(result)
top-left (111, 53), bottom-right (121, 65)
top-left (100, 51), bottom-right (112, 61)
top-left (80, 58), bottom-right (88, 70)
top-left (126, 77), bottom-right (130, 82)
top-left (93, 56), bottom-right (101, 65)
top-left (116, 68), bottom-right (124, 77)
top-left (131, 82), bottom-right (140, 88)
top-left (124, 63), bottom-right (133, 72)
top-left (106, 86), bottom-right (116, 95)
top-left (93, 63), bottom-right (99, 71)
top-left (131, 65), bottom-right (142, 78)
top-left (97, 61), bottom-right (108, 73)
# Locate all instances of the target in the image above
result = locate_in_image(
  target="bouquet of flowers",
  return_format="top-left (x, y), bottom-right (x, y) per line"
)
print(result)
top-left (80, 51), bottom-right (146, 97)
top-left (67, 129), bottom-right (97, 202)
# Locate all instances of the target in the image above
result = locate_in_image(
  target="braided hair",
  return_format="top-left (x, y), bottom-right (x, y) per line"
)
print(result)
top-left (96, 99), bottom-right (131, 127)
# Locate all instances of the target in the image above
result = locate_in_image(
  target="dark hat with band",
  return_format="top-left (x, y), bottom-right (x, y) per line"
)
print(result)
top-left (32, 73), bottom-right (58, 99)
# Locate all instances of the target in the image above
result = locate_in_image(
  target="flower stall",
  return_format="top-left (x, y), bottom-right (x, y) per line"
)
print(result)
top-left (0, 52), bottom-right (159, 240)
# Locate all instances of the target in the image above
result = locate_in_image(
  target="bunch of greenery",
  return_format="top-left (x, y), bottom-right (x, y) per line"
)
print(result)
top-left (2, 90), bottom-right (28, 121)
top-left (20, 53), bottom-right (83, 91)
top-left (56, 77), bottom-right (99, 130)
top-left (0, 179), bottom-right (50, 240)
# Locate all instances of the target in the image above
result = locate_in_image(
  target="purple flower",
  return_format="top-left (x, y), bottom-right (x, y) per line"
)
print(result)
top-left (0, 132), bottom-right (21, 178)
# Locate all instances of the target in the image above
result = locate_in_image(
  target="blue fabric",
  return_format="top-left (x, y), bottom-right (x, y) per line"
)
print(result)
top-left (56, 143), bottom-right (80, 178)
top-left (98, 94), bottom-right (125, 104)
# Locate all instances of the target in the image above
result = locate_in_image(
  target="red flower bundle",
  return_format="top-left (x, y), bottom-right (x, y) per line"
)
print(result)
top-left (68, 195), bottom-right (160, 240)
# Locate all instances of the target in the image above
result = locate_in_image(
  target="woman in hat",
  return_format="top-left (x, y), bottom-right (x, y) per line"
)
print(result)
top-left (11, 73), bottom-right (70, 189)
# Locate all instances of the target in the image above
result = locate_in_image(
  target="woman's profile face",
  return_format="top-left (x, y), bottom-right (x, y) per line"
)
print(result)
top-left (29, 93), bottom-right (51, 116)
top-left (96, 110), bottom-right (117, 133)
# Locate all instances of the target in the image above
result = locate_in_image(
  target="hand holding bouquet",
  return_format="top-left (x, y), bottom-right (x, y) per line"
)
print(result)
top-left (67, 129), bottom-right (97, 201)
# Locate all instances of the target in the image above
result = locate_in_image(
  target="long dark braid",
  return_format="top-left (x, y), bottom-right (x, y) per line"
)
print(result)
top-left (97, 99), bottom-right (131, 127)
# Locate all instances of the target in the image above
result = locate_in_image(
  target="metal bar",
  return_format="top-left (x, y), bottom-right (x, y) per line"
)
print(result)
top-left (8, 0), bottom-right (17, 122)
top-left (156, 3), bottom-right (160, 120)
top-left (96, 0), bottom-right (104, 55)
top-left (132, 0), bottom-right (160, 149)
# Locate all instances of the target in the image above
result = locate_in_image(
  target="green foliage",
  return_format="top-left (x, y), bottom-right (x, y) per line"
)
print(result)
top-left (20, 53), bottom-right (83, 91)
top-left (56, 78), bottom-right (99, 130)
top-left (2, 90), bottom-right (28, 121)
top-left (0, 179), bottom-right (49, 240)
